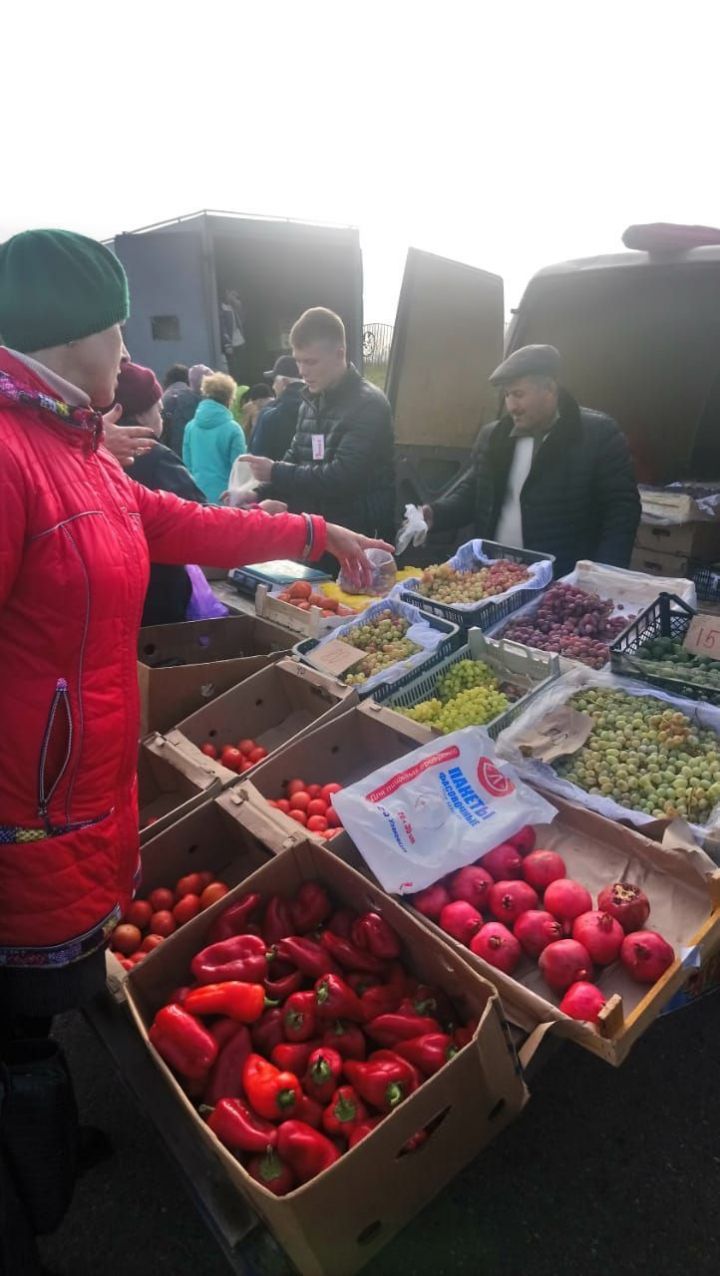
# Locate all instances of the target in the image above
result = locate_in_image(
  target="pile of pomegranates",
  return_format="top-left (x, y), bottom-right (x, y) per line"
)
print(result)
top-left (409, 829), bottom-right (675, 1027)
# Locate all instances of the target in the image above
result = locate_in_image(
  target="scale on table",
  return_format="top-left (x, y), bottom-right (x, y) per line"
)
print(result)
top-left (228, 560), bottom-right (332, 598)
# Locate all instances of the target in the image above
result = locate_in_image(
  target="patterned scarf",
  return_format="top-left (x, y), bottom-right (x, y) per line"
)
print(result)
top-left (0, 368), bottom-right (103, 447)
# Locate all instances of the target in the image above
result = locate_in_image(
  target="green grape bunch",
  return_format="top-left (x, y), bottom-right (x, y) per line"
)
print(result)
top-left (339, 610), bottom-right (422, 685)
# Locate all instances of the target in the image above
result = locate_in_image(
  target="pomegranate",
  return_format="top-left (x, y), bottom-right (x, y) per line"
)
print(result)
top-left (412, 882), bottom-right (451, 921)
top-left (559, 981), bottom-right (607, 1023)
top-left (597, 882), bottom-right (651, 934)
top-left (439, 900), bottom-right (483, 946)
top-left (514, 909), bottom-right (562, 958)
top-left (543, 879), bottom-right (593, 932)
top-left (447, 865), bottom-right (494, 911)
top-left (572, 910), bottom-right (624, 965)
top-left (478, 842), bottom-right (523, 881)
top-left (539, 939), bottom-right (593, 991)
top-left (509, 825), bottom-right (536, 856)
top-left (488, 880), bottom-right (539, 925)
top-left (522, 850), bottom-right (567, 893)
top-left (620, 930), bottom-right (674, 984)
top-left (470, 923), bottom-right (522, 975)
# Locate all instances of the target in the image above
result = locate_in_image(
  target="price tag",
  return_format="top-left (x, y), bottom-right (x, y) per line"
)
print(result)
top-left (311, 434), bottom-right (325, 461)
top-left (304, 638), bottom-right (365, 678)
top-left (683, 613), bottom-right (720, 658)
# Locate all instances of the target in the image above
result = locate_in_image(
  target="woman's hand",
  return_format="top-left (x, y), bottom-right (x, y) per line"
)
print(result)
top-left (257, 500), bottom-right (288, 515)
top-left (245, 455), bottom-right (274, 483)
top-left (325, 525), bottom-right (394, 591)
top-left (102, 405), bottom-right (155, 468)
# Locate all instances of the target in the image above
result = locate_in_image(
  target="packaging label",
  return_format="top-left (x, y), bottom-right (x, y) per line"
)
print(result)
top-left (312, 434), bottom-right (325, 461)
top-left (683, 613), bottom-right (720, 658)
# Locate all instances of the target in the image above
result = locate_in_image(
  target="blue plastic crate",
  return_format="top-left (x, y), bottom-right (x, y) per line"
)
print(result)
top-left (400, 539), bottom-right (555, 631)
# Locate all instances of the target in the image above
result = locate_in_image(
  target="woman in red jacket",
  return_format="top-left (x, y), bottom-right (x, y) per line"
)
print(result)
top-left (0, 230), bottom-right (386, 1014)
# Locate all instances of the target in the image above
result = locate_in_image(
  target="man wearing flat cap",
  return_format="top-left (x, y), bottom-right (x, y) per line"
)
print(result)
top-left (425, 345), bottom-right (640, 576)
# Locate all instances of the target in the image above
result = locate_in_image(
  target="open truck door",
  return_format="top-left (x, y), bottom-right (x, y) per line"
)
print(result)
top-left (387, 248), bottom-right (504, 535)
top-left (113, 228), bottom-right (218, 375)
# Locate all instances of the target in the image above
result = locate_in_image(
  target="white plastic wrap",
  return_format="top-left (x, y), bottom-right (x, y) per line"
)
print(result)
top-left (333, 727), bottom-right (558, 893)
top-left (307, 598), bottom-right (448, 695)
top-left (403, 539), bottom-right (553, 612)
top-left (227, 457), bottom-right (260, 508)
top-left (496, 666), bottom-right (720, 839)
top-left (395, 504), bottom-right (429, 554)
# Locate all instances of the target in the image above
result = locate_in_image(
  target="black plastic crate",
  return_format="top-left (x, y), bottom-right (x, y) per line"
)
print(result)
top-left (400, 540), bottom-right (555, 631)
top-left (693, 564), bottom-right (720, 606)
top-left (610, 592), bottom-right (720, 704)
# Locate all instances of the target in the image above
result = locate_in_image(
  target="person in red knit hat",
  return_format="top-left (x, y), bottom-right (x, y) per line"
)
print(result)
top-left (0, 229), bottom-right (390, 1273)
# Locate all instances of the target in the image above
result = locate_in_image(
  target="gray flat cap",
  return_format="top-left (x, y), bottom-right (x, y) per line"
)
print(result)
top-left (489, 344), bottom-right (561, 387)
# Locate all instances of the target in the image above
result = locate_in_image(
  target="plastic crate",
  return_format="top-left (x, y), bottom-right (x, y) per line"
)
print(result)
top-left (610, 592), bottom-right (720, 705)
top-left (293, 607), bottom-right (462, 702)
top-left (380, 630), bottom-right (560, 738)
top-left (693, 564), bottom-right (720, 606)
top-left (400, 540), bottom-right (555, 631)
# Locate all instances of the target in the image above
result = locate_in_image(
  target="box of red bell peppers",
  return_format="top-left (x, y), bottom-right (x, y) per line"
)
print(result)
top-left (125, 840), bottom-right (527, 1276)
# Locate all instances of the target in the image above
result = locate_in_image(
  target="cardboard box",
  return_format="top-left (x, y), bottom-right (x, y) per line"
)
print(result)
top-left (137, 615), bottom-right (293, 735)
top-left (407, 794), bottom-right (720, 1066)
top-left (154, 658), bottom-right (357, 787)
top-left (234, 701), bottom-right (429, 847)
top-left (635, 520), bottom-right (720, 561)
top-left (125, 842), bottom-right (527, 1276)
top-left (630, 546), bottom-right (694, 577)
top-left (138, 736), bottom-right (221, 845)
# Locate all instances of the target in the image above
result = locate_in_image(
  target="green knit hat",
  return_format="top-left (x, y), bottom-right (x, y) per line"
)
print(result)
top-left (0, 229), bottom-right (130, 353)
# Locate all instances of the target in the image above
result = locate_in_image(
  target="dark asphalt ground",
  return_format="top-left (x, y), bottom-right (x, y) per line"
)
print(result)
top-left (40, 992), bottom-right (719, 1276)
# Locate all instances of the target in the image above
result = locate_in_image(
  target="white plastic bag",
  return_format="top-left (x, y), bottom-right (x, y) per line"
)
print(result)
top-left (395, 504), bottom-right (429, 555)
top-left (339, 549), bottom-right (397, 596)
top-left (227, 457), bottom-right (259, 508)
top-left (333, 726), bottom-right (557, 893)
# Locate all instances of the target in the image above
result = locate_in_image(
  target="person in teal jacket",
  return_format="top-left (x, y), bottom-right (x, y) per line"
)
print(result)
top-left (183, 371), bottom-right (247, 503)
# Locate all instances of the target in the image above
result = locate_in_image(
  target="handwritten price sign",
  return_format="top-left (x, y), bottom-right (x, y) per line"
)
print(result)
top-left (683, 614), bottom-right (720, 658)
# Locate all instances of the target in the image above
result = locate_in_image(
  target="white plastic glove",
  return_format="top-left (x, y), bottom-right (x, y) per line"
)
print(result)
top-left (395, 503), bottom-right (429, 555)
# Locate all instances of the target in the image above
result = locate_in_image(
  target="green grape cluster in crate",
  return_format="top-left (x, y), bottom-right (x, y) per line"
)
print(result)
top-left (399, 659), bottom-right (510, 733)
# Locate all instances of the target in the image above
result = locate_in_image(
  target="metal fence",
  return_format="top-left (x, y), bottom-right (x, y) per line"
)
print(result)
top-left (363, 322), bottom-right (394, 367)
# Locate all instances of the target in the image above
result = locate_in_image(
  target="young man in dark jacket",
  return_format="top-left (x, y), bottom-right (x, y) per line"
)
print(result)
top-left (246, 308), bottom-right (396, 542)
top-left (425, 345), bottom-right (641, 577)
top-left (250, 354), bottom-right (304, 460)
top-left (161, 363), bottom-right (200, 457)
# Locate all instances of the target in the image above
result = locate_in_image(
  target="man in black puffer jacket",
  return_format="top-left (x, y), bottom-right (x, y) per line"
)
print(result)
top-left (426, 345), bottom-right (640, 578)
top-left (246, 308), bottom-right (395, 544)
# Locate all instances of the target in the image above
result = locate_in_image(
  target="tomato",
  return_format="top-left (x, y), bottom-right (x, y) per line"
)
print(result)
top-left (290, 792), bottom-right (311, 812)
top-left (321, 597), bottom-right (338, 612)
top-left (287, 779), bottom-right (306, 796)
top-left (296, 601), bottom-right (311, 611)
top-left (249, 746), bottom-right (268, 763)
top-left (238, 738), bottom-right (256, 756)
top-left (200, 882), bottom-right (230, 909)
top-left (288, 809), bottom-right (308, 826)
top-left (149, 910), bottom-right (177, 938)
top-left (306, 784), bottom-right (322, 798)
top-left (201, 742), bottom-right (218, 759)
top-left (141, 934), bottom-right (165, 953)
top-left (276, 799), bottom-right (291, 814)
top-left (321, 610), bottom-right (335, 617)
top-left (307, 798), bottom-right (328, 818)
top-left (176, 873), bottom-right (203, 899)
top-left (320, 783), bottom-right (342, 803)
top-left (308, 593), bottom-right (326, 609)
top-left (125, 900), bottom-right (153, 930)
top-left (197, 872), bottom-right (214, 891)
top-left (149, 887), bottom-right (175, 913)
top-left (267, 799), bottom-right (279, 808)
top-left (326, 806), bottom-right (342, 828)
top-left (221, 746), bottom-right (243, 772)
top-left (240, 759), bottom-right (255, 773)
top-left (173, 894), bottom-right (201, 926)
top-left (325, 828), bottom-right (342, 839)
top-left (128, 952), bottom-right (146, 966)
top-left (113, 923), bottom-right (142, 955)
top-left (306, 815), bottom-right (328, 834)
top-left (289, 581), bottom-right (312, 600)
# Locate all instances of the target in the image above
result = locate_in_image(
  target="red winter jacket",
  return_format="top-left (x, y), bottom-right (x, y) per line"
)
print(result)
top-left (0, 349), bottom-right (326, 969)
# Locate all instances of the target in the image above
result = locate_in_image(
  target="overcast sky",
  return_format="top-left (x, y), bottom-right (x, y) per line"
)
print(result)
top-left (3, 1), bottom-right (719, 323)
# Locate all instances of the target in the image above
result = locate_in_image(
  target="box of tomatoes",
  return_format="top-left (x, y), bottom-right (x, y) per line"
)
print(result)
top-left (124, 839), bottom-right (527, 1276)
top-left (255, 581), bottom-right (356, 639)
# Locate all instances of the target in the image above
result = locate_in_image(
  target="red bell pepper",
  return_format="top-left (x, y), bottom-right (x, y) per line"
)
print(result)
top-left (359, 982), bottom-right (405, 1020)
top-left (326, 907), bottom-right (355, 939)
top-left (282, 991), bottom-right (318, 1043)
top-left (211, 1018), bottom-right (241, 1049)
top-left (314, 974), bottom-right (365, 1023)
top-left (276, 935), bottom-right (340, 979)
top-left (395, 1033), bottom-right (458, 1077)
top-left (243, 1054), bottom-right (302, 1121)
top-left (262, 895), bottom-right (295, 945)
top-left (399, 985), bottom-right (457, 1028)
top-left (271, 1040), bottom-right (321, 1077)
top-left (184, 982), bottom-right (268, 1023)
top-left (344, 1050), bottom-right (419, 1113)
top-left (247, 1148), bottom-right (296, 1197)
top-left (321, 1020), bottom-right (366, 1061)
top-left (296, 1093), bottom-right (324, 1130)
top-left (364, 1012), bottom-right (441, 1048)
top-left (277, 1120), bottom-right (340, 1184)
top-left (191, 934), bottom-right (268, 986)
top-left (454, 1019), bottom-right (479, 1049)
top-left (347, 1116), bottom-right (383, 1149)
top-left (149, 1005), bottom-right (218, 1081)
top-left (321, 929), bottom-right (387, 975)
top-left (289, 881), bottom-right (332, 933)
top-left (206, 1097), bottom-right (278, 1152)
top-left (251, 1007), bottom-right (285, 1056)
top-left (303, 1046), bottom-right (343, 1104)
top-left (322, 1086), bottom-right (368, 1139)
top-left (207, 892), bottom-right (262, 943)
top-left (351, 912), bottom-right (401, 960)
top-left (204, 1025), bottom-right (252, 1106)
top-left (167, 986), bottom-right (191, 1006)
top-left (347, 972), bottom-right (381, 996)
top-left (264, 963), bottom-right (304, 1002)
